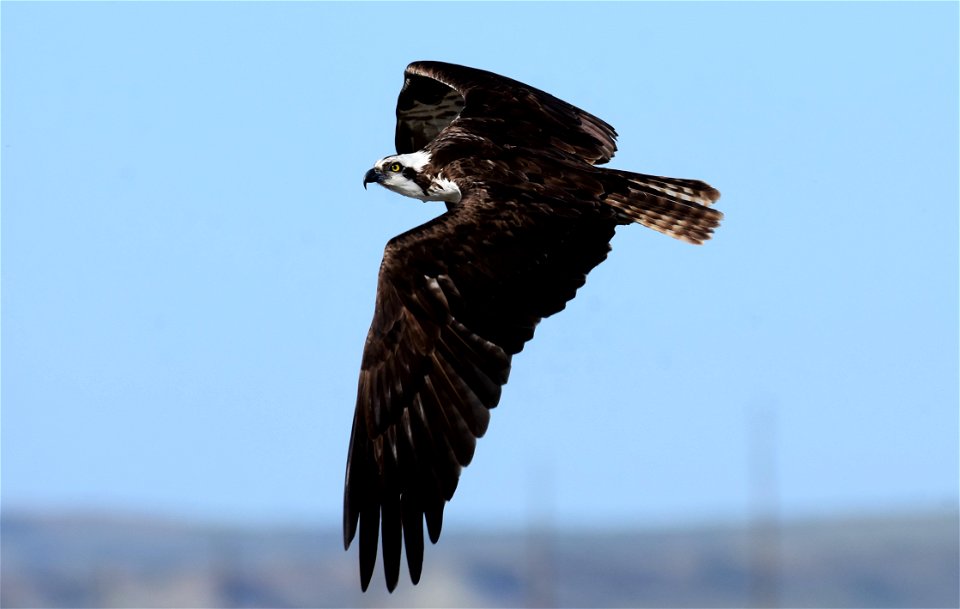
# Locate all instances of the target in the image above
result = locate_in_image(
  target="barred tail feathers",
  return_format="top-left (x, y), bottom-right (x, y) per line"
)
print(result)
top-left (600, 170), bottom-right (723, 245)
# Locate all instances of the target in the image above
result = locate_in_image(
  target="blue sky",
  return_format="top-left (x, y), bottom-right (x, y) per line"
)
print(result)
top-left (2, 2), bottom-right (957, 533)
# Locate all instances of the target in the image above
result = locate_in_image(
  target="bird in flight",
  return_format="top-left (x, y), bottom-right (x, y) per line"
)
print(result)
top-left (345, 61), bottom-right (722, 591)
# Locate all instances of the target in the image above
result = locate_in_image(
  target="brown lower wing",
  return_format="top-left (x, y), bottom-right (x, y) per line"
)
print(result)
top-left (343, 192), bottom-right (618, 591)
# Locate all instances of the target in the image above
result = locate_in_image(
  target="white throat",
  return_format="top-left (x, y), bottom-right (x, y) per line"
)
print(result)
top-left (425, 174), bottom-right (461, 203)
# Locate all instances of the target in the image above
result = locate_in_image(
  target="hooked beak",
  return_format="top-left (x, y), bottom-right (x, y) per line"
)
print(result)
top-left (363, 168), bottom-right (380, 190)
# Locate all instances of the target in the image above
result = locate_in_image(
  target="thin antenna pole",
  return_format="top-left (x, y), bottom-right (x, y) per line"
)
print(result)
top-left (526, 458), bottom-right (555, 608)
top-left (748, 400), bottom-right (781, 608)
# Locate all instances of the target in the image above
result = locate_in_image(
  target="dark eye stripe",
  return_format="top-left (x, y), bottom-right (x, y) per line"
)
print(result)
top-left (401, 167), bottom-right (417, 180)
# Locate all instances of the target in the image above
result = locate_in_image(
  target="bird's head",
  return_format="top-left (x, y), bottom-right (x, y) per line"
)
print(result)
top-left (363, 150), bottom-right (461, 203)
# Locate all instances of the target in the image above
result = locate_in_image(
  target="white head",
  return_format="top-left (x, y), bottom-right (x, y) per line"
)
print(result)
top-left (363, 150), bottom-right (461, 203)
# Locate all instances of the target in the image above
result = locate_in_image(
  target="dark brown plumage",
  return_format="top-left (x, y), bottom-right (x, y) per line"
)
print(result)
top-left (346, 61), bottom-right (722, 592)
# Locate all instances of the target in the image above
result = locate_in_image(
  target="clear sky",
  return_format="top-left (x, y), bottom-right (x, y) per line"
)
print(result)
top-left (2, 2), bottom-right (957, 533)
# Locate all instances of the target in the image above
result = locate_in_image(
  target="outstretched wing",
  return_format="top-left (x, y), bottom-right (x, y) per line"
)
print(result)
top-left (344, 189), bottom-right (619, 591)
top-left (395, 61), bottom-right (619, 165)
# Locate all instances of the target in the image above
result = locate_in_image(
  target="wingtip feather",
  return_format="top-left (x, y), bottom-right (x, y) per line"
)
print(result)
top-left (425, 503), bottom-right (444, 544)
top-left (358, 505), bottom-right (380, 591)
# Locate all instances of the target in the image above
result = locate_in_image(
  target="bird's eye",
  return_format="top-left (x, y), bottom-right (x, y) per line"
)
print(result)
top-left (389, 163), bottom-right (402, 173)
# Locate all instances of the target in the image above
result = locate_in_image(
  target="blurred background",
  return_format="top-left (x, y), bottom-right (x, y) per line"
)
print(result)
top-left (2, 2), bottom-right (957, 607)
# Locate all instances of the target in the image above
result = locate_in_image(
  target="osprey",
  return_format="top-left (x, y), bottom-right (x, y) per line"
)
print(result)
top-left (346, 61), bottom-right (722, 591)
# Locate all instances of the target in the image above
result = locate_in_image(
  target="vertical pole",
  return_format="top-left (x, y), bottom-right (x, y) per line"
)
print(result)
top-left (749, 400), bottom-right (780, 608)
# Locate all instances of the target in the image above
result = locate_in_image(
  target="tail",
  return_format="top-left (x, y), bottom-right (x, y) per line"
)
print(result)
top-left (599, 170), bottom-right (723, 245)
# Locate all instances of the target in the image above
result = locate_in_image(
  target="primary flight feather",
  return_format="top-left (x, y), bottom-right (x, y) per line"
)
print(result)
top-left (345, 60), bottom-right (722, 592)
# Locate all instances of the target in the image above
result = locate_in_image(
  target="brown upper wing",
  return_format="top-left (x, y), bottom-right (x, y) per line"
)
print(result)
top-left (343, 188), bottom-right (619, 591)
top-left (395, 61), bottom-right (619, 165)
